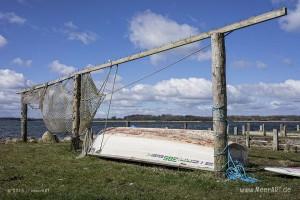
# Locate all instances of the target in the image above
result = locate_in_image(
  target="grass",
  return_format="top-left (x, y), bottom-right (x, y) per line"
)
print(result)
top-left (0, 143), bottom-right (299, 200)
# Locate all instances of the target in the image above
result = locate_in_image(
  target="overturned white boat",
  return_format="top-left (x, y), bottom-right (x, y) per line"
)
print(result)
top-left (89, 127), bottom-right (248, 171)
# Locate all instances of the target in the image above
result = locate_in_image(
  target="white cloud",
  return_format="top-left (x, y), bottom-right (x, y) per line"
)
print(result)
top-left (282, 58), bottom-right (293, 66)
top-left (128, 10), bottom-right (209, 64)
top-left (231, 60), bottom-right (251, 68)
top-left (0, 34), bottom-right (7, 47)
top-left (129, 10), bottom-right (198, 49)
top-left (12, 57), bottom-right (32, 67)
top-left (61, 21), bottom-right (97, 45)
top-left (0, 12), bottom-right (26, 24)
top-left (0, 71), bottom-right (300, 117)
top-left (67, 31), bottom-right (97, 45)
top-left (279, 0), bottom-right (300, 32)
top-left (271, 0), bottom-right (297, 4)
top-left (197, 50), bottom-right (211, 61)
top-left (64, 21), bottom-right (77, 29)
top-left (0, 69), bottom-right (33, 117)
top-left (96, 77), bottom-right (300, 117)
top-left (49, 60), bottom-right (76, 76)
top-left (0, 69), bottom-right (31, 89)
top-left (232, 59), bottom-right (267, 69)
top-left (17, 0), bottom-right (26, 4)
top-left (256, 61), bottom-right (267, 69)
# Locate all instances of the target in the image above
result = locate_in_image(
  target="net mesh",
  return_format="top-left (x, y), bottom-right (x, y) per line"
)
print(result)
top-left (22, 73), bottom-right (105, 134)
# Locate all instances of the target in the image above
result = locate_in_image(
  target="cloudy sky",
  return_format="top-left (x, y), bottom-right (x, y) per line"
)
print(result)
top-left (0, 0), bottom-right (300, 118)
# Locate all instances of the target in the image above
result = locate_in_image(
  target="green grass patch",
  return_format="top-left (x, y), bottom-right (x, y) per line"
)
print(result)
top-left (0, 143), bottom-right (299, 200)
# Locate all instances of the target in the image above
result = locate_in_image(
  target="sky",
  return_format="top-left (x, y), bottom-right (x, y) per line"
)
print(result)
top-left (0, 0), bottom-right (300, 118)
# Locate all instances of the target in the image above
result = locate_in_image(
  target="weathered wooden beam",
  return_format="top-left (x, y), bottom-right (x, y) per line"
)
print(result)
top-left (71, 74), bottom-right (81, 150)
top-left (18, 8), bottom-right (287, 94)
top-left (246, 131), bottom-right (250, 148)
top-left (262, 123), bottom-right (266, 136)
top-left (247, 122), bottom-right (251, 133)
top-left (246, 123), bottom-right (251, 148)
top-left (125, 121), bottom-right (131, 127)
top-left (234, 127), bottom-right (238, 135)
top-left (273, 129), bottom-right (279, 151)
top-left (21, 95), bottom-right (28, 142)
top-left (242, 125), bottom-right (246, 135)
top-left (282, 125), bottom-right (287, 137)
top-left (183, 122), bottom-right (188, 129)
top-left (211, 33), bottom-right (227, 175)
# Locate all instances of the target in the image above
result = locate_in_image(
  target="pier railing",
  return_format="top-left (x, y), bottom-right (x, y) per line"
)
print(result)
top-left (93, 120), bottom-right (300, 135)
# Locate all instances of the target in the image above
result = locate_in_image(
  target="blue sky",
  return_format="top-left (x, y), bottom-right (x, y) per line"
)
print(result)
top-left (0, 0), bottom-right (300, 117)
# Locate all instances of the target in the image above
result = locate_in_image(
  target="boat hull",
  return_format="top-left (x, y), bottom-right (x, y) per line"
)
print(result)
top-left (89, 127), bottom-right (247, 171)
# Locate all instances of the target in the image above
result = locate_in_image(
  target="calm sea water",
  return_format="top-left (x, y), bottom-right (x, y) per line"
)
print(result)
top-left (0, 119), bottom-right (299, 139)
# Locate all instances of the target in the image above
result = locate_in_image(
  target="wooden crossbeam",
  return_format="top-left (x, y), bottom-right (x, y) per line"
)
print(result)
top-left (18, 7), bottom-right (287, 94)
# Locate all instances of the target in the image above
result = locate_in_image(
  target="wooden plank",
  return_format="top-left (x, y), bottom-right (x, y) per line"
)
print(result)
top-left (18, 7), bottom-right (286, 94)
top-left (211, 33), bottom-right (227, 174)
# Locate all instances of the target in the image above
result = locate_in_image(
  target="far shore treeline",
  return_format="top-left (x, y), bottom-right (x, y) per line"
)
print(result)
top-left (1, 115), bottom-right (300, 121)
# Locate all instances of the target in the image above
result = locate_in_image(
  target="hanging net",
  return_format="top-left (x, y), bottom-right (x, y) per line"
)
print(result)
top-left (22, 73), bottom-right (106, 135)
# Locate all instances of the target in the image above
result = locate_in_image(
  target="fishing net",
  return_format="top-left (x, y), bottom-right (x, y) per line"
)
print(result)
top-left (22, 73), bottom-right (106, 134)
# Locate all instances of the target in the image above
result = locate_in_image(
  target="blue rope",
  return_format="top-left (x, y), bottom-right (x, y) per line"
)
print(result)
top-left (225, 149), bottom-right (258, 183)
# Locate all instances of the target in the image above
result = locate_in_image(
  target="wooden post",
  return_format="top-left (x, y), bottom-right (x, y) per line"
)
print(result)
top-left (21, 95), bottom-right (28, 142)
top-left (242, 125), bottom-right (246, 135)
top-left (183, 122), bottom-right (188, 129)
top-left (71, 74), bottom-right (81, 151)
top-left (126, 121), bottom-right (131, 127)
top-left (246, 131), bottom-right (250, 148)
top-left (262, 123), bottom-right (266, 136)
top-left (247, 122), bottom-right (251, 134)
top-left (211, 32), bottom-right (227, 175)
top-left (234, 127), bottom-right (238, 135)
top-left (279, 124), bottom-right (283, 133)
top-left (297, 124), bottom-right (299, 132)
top-left (281, 125), bottom-right (287, 137)
top-left (259, 125), bottom-right (263, 132)
top-left (246, 122), bottom-right (251, 148)
top-left (227, 125), bottom-right (230, 135)
top-left (273, 129), bottom-right (279, 151)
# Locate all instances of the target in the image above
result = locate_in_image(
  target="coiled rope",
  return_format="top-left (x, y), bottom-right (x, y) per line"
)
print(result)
top-left (226, 148), bottom-right (258, 183)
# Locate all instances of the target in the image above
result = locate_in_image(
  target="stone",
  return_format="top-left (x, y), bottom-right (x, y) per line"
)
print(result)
top-left (5, 138), bottom-right (21, 144)
top-left (63, 136), bottom-right (72, 142)
top-left (28, 137), bottom-right (37, 143)
top-left (4, 138), bottom-right (12, 144)
top-left (41, 131), bottom-right (58, 143)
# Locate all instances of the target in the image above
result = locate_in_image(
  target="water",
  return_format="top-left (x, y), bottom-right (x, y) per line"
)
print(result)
top-left (0, 119), bottom-right (299, 139)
